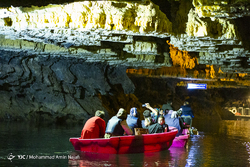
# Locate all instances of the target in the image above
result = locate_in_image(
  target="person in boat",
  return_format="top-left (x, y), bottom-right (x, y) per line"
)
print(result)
top-left (179, 101), bottom-right (194, 133)
top-left (126, 107), bottom-right (142, 134)
top-left (141, 103), bottom-right (159, 127)
top-left (164, 110), bottom-right (184, 136)
top-left (161, 100), bottom-right (173, 111)
top-left (141, 109), bottom-right (154, 128)
top-left (104, 108), bottom-right (133, 138)
top-left (145, 115), bottom-right (169, 134)
top-left (159, 100), bottom-right (174, 117)
top-left (80, 110), bottom-right (106, 139)
top-left (144, 103), bottom-right (159, 123)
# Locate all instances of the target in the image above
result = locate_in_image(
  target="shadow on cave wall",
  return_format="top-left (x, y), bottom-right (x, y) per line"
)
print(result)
top-left (235, 16), bottom-right (250, 51)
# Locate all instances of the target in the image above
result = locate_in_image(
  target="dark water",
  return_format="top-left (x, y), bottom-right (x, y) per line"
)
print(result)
top-left (1, 119), bottom-right (250, 167)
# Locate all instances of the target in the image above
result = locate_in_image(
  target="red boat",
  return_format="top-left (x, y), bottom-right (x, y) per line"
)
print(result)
top-left (69, 128), bottom-right (178, 154)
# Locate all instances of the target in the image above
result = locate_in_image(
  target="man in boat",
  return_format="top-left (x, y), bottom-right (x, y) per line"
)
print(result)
top-left (141, 109), bottom-right (154, 128)
top-left (141, 103), bottom-right (159, 127)
top-left (104, 108), bottom-right (133, 138)
top-left (80, 110), bottom-right (106, 139)
top-left (161, 100), bottom-right (173, 112)
top-left (143, 103), bottom-right (159, 123)
top-left (126, 107), bottom-right (142, 134)
top-left (179, 101), bottom-right (194, 134)
top-left (145, 115), bottom-right (169, 134)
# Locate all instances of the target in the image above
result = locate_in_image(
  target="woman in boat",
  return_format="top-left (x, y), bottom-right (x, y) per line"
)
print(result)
top-left (105, 108), bottom-right (133, 138)
top-left (164, 110), bottom-right (184, 136)
top-left (80, 110), bottom-right (106, 139)
top-left (126, 107), bottom-right (142, 134)
top-left (145, 115), bottom-right (169, 134)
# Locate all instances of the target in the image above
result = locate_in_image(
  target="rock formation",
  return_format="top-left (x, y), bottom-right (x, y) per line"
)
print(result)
top-left (1, 0), bottom-right (250, 122)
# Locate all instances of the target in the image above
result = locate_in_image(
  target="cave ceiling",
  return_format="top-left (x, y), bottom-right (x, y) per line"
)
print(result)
top-left (1, 0), bottom-right (250, 88)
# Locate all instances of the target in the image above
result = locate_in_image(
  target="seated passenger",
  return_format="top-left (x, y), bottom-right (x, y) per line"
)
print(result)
top-left (145, 116), bottom-right (169, 134)
top-left (180, 101), bottom-right (194, 125)
top-left (105, 108), bottom-right (133, 138)
top-left (164, 110), bottom-right (184, 136)
top-left (162, 100), bottom-right (173, 111)
top-left (159, 108), bottom-right (166, 117)
top-left (126, 107), bottom-right (142, 134)
top-left (161, 101), bottom-right (174, 116)
top-left (81, 110), bottom-right (106, 139)
top-left (179, 101), bottom-right (194, 134)
top-left (143, 103), bottom-right (159, 123)
top-left (141, 109), bottom-right (154, 128)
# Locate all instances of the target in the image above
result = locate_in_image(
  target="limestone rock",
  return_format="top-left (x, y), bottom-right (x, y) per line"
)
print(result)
top-left (193, 0), bottom-right (250, 18)
top-left (186, 8), bottom-right (237, 39)
top-left (1, 1), bottom-right (172, 33)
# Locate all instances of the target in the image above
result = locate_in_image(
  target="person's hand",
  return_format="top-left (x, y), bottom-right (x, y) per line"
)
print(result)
top-left (145, 103), bottom-right (151, 109)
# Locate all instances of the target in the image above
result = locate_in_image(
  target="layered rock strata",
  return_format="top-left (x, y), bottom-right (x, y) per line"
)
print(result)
top-left (1, 0), bottom-right (250, 122)
top-left (0, 50), bottom-right (136, 122)
top-left (170, 0), bottom-right (250, 75)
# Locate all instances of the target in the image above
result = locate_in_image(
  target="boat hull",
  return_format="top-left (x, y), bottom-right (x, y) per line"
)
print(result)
top-left (171, 128), bottom-right (199, 147)
top-left (70, 129), bottom-right (178, 154)
top-left (172, 134), bottom-right (189, 147)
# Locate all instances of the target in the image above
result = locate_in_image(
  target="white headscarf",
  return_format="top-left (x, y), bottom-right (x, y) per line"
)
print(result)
top-left (171, 111), bottom-right (178, 118)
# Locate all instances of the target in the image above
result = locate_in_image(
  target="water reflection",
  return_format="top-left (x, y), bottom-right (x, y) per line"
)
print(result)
top-left (1, 120), bottom-right (250, 166)
top-left (68, 147), bottom-right (188, 167)
top-left (243, 142), bottom-right (250, 164)
top-left (190, 120), bottom-right (250, 167)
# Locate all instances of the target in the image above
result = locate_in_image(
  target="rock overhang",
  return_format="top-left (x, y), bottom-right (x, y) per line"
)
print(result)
top-left (1, 0), bottom-right (250, 85)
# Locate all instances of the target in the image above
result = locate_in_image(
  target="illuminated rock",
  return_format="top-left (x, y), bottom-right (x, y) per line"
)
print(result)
top-left (1, 1), bottom-right (172, 33)
top-left (0, 0), bottom-right (250, 80)
top-left (193, 0), bottom-right (250, 18)
top-left (167, 40), bottom-right (197, 69)
top-left (124, 41), bottom-right (158, 54)
top-left (186, 8), bottom-right (237, 39)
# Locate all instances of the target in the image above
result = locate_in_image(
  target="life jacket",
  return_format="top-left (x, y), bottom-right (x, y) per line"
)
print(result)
top-left (126, 115), bottom-right (141, 134)
top-left (105, 116), bottom-right (124, 136)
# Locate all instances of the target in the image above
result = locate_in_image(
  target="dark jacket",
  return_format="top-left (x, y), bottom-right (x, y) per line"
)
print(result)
top-left (126, 115), bottom-right (142, 134)
top-left (146, 123), bottom-right (169, 134)
top-left (181, 105), bottom-right (194, 118)
top-left (162, 103), bottom-right (173, 111)
top-left (105, 116), bottom-right (124, 136)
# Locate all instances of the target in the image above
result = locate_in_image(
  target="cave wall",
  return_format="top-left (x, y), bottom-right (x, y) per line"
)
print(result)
top-left (1, 0), bottom-right (250, 123)
top-left (2, 0), bottom-right (250, 79)
top-left (128, 74), bottom-right (250, 120)
top-left (0, 50), bottom-right (136, 123)
top-left (0, 49), bottom-right (247, 123)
